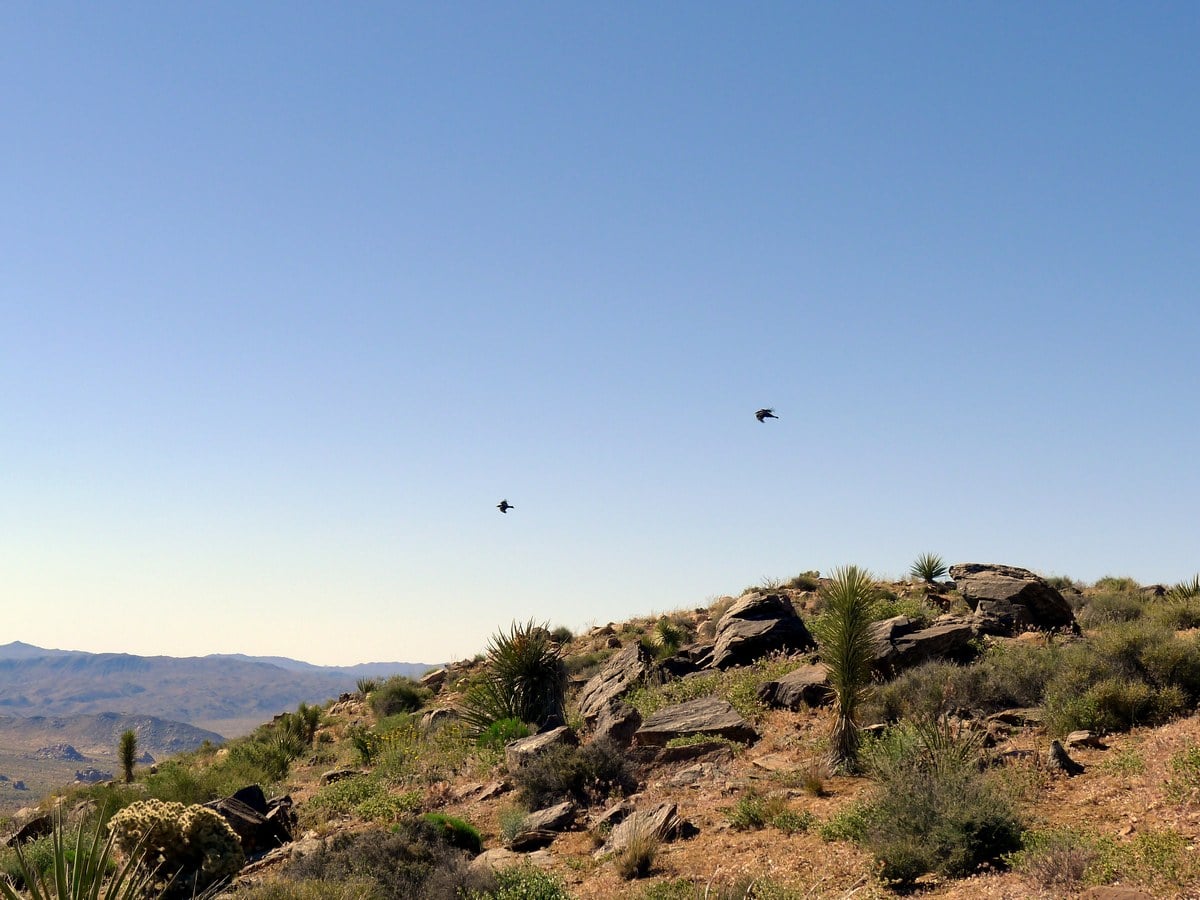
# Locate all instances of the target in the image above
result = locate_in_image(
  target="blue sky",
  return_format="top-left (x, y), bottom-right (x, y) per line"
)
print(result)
top-left (2, 3), bottom-right (1197, 665)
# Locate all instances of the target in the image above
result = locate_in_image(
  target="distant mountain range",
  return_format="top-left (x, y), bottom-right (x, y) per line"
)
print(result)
top-left (0, 641), bottom-right (438, 738)
top-left (0, 712), bottom-right (223, 759)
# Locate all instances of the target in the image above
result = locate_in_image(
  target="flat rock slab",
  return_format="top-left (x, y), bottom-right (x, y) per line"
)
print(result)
top-left (870, 615), bottom-right (978, 674)
top-left (634, 697), bottom-right (758, 747)
top-left (505, 726), bottom-right (577, 771)
top-left (594, 802), bottom-right (694, 858)
top-left (577, 644), bottom-right (654, 722)
top-left (469, 848), bottom-right (554, 877)
top-left (757, 664), bottom-right (832, 710)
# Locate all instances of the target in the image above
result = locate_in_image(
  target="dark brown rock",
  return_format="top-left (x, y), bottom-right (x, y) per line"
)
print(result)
top-left (320, 768), bottom-right (364, 785)
top-left (3, 812), bottom-right (52, 848)
top-left (949, 563), bottom-right (1077, 635)
top-left (578, 644), bottom-right (654, 723)
top-left (1047, 740), bottom-right (1084, 776)
top-left (509, 801), bottom-right (576, 849)
top-left (205, 795), bottom-right (291, 855)
top-left (757, 664), bottom-right (833, 709)
top-left (869, 615), bottom-right (978, 674)
top-left (634, 697), bottom-right (758, 747)
top-left (504, 726), bottom-right (578, 771)
top-left (593, 701), bottom-right (642, 747)
top-left (711, 593), bottom-right (815, 669)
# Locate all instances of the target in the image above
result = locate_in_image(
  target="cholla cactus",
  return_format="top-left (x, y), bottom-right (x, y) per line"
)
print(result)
top-left (109, 799), bottom-right (245, 896)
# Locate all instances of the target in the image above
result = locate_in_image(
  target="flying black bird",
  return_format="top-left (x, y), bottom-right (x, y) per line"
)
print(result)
top-left (755, 408), bottom-right (778, 422)
top-left (497, 500), bottom-right (514, 514)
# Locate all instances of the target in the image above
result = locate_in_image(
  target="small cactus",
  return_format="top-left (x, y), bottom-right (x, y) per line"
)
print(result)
top-left (108, 799), bottom-right (244, 896)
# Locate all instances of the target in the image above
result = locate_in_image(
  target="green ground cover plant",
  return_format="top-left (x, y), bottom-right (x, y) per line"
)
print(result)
top-left (626, 652), bottom-right (804, 722)
top-left (511, 738), bottom-right (637, 809)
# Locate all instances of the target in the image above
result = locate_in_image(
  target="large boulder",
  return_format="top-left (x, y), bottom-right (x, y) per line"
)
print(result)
top-left (592, 700), bottom-right (643, 747)
top-left (757, 664), bottom-right (833, 710)
top-left (633, 697), bottom-right (758, 747)
top-left (949, 563), bottom-right (1077, 635)
top-left (578, 644), bottom-right (654, 723)
top-left (869, 615), bottom-right (978, 674)
top-left (205, 788), bottom-right (293, 855)
top-left (509, 801), bottom-right (576, 850)
top-left (711, 592), bottom-right (815, 669)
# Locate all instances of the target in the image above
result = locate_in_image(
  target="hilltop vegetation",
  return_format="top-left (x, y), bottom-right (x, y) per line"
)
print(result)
top-left (5, 562), bottom-right (1200, 898)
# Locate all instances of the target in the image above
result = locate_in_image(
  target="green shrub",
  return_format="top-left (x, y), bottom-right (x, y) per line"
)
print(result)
top-left (476, 717), bottom-right (532, 751)
top-left (286, 823), bottom-right (477, 900)
top-left (463, 863), bottom-right (572, 899)
top-left (614, 823), bottom-right (658, 879)
top-left (826, 718), bottom-right (1022, 887)
top-left (511, 739), bottom-right (637, 809)
top-left (639, 880), bottom-right (805, 900)
top-left (1147, 595), bottom-right (1200, 630)
top-left (460, 621), bottom-right (567, 735)
top-left (356, 676), bottom-right (380, 695)
top-left (420, 813), bottom-right (483, 854)
top-left (1077, 590), bottom-right (1146, 628)
top-left (1009, 825), bottom-right (1200, 892)
top-left (549, 625), bottom-right (574, 644)
top-left (1093, 575), bottom-right (1141, 593)
top-left (232, 879), bottom-right (382, 900)
top-left (1166, 745), bottom-right (1200, 803)
top-left (626, 652), bottom-right (804, 723)
top-left (1167, 574), bottom-right (1200, 601)
top-left (785, 571), bottom-right (821, 591)
top-left (371, 677), bottom-right (430, 717)
top-left (726, 790), bottom-right (812, 834)
top-left (108, 799), bottom-right (245, 898)
top-left (356, 789), bottom-right (423, 825)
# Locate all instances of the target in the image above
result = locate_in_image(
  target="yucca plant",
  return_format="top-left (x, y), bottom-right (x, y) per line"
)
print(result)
top-left (0, 814), bottom-right (157, 900)
top-left (1167, 574), bottom-right (1200, 601)
top-left (910, 552), bottom-right (948, 584)
top-left (459, 620), bottom-right (566, 734)
top-left (812, 565), bottom-right (878, 770)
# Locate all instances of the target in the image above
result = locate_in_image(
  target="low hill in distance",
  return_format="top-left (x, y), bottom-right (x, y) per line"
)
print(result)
top-left (0, 642), bottom-right (438, 737)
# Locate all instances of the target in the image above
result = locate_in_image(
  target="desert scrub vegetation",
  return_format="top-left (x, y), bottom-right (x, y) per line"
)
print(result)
top-left (1010, 825), bottom-right (1200, 893)
top-left (284, 821), bottom-right (483, 900)
top-left (822, 717), bottom-right (1023, 887)
top-left (108, 799), bottom-right (245, 898)
top-left (300, 774), bottom-right (422, 828)
top-left (0, 814), bottom-right (158, 900)
top-left (626, 652), bottom-right (805, 722)
top-left (463, 864), bottom-right (572, 899)
top-left (369, 676), bottom-right (430, 717)
top-left (726, 789), bottom-right (813, 834)
top-left (1041, 619), bottom-right (1200, 735)
top-left (511, 738), bottom-right (637, 809)
top-left (459, 620), bottom-right (567, 735)
top-left (638, 877), bottom-right (810, 900)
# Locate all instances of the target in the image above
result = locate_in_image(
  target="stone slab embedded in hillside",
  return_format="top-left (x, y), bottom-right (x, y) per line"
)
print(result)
top-left (593, 802), bottom-right (696, 858)
top-left (504, 725), bottom-right (578, 771)
top-left (757, 663), bottom-right (832, 710)
top-left (948, 563), bottom-right (1077, 635)
top-left (710, 592), bottom-right (815, 669)
top-left (869, 614), bottom-right (978, 674)
top-left (633, 696), bottom-right (758, 747)
top-left (469, 848), bottom-right (555, 878)
top-left (577, 643), bottom-right (654, 723)
top-left (509, 801), bottom-right (576, 850)
top-left (592, 700), bottom-right (642, 747)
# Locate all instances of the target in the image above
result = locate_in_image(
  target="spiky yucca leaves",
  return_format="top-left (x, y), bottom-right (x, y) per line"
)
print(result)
top-left (813, 565), bottom-right (878, 770)
top-left (119, 729), bottom-right (138, 783)
top-left (910, 552), bottom-right (948, 584)
top-left (0, 814), bottom-right (157, 900)
top-left (1168, 574), bottom-right (1200, 601)
top-left (460, 620), bottom-right (566, 734)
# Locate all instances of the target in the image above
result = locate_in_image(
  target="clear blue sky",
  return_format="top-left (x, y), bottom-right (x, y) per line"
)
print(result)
top-left (2, 3), bottom-right (1197, 665)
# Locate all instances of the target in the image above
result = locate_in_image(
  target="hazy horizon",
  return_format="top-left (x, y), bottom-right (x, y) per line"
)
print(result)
top-left (4, 4), bottom-right (1196, 667)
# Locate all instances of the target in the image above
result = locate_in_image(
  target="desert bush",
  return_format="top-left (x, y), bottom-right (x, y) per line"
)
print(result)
top-left (356, 789), bottom-right (423, 825)
top-left (1147, 595), bottom-right (1200, 630)
top-left (563, 648), bottom-right (614, 678)
top-left (1166, 745), bottom-right (1200, 803)
top-left (910, 552), bottom-right (948, 583)
top-left (497, 804), bottom-right (529, 846)
top-left (476, 717), bottom-right (532, 751)
top-left (511, 739), bottom-right (637, 809)
top-left (811, 565), bottom-right (878, 769)
top-left (231, 879), bottom-right (381, 900)
top-left (1093, 575), bottom-right (1141, 593)
top-left (462, 863), bottom-right (571, 899)
top-left (1077, 590), bottom-right (1146, 628)
top-left (727, 790), bottom-right (812, 834)
top-left (459, 621), bottom-right (567, 735)
top-left (1010, 828), bottom-right (1096, 890)
top-left (639, 879), bottom-right (805, 900)
top-left (0, 814), bottom-right (157, 900)
top-left (420, 813), bottom-right (483, 854)
top-left (785, 570), bottom-right (821, 591)
top-left (1167, 574), bottom-right (1200, 601)
top-left (371, 677), bottom-right (429, 717)
top-left (108, 799), bottom-right (245, 898)
top-left (356, 677), bottom-right (379, 695)
top-left (825, 718), bottom-right (1022, 886)
top-left (642, 617), bottom-right (687, 658)
top-left (549, 625), bottom-right (575, 644)
top-left (1009, 825), bottom-right (1200, 892)
top-left (286, 822), bottom-right (480, 900)
top-left (1042, 621), bottom-right (1200, 735)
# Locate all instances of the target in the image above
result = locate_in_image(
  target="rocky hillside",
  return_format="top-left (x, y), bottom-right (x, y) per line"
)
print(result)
top-left (7, 563), bottom-right (1200, 899)
top-left (0, 713), bottom-right (223, 759)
